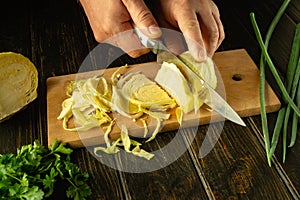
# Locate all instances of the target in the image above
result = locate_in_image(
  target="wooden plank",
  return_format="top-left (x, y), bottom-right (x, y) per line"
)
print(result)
top-left (183, 120), bottom-right (294, 199)
top-left (0, 0), bottom-right (38, 151)
top-left (216, 0), bottom-right (298, 75)
top-left (288, 0), bottom-right (300, 23)
top-left (27, 1), bottom-right (127, 199)
top-left (215, 0), bottom-right (300, 197)
top-left (250, 115), bottom-right (300, 198)
top-left (108, 130), bottom-right (209, 199)
top-left (28, 0), bottom-right (93, 147)
top-left (71, 149), bottom-right (125, 200)
top-left (46, 49), bottom-right (281, 148)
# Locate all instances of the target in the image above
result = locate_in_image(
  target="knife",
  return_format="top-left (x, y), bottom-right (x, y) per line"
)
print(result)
top-left (133, 26), bottom-right (246, 126)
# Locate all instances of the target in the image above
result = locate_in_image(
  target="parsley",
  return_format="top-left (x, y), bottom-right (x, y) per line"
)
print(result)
top-left (0, 139), bottom-right (92, 199)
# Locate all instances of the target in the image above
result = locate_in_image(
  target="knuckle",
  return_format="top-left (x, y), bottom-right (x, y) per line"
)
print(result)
top-left (207, 27), bottom-right (219, 49)
top-left (135, 10), bottom-right (153, 25)
top-left (94, 33), bottom-right (104, 42)
top-left (210, 28), bottom-right (219, 40)
top-left (93, 28), bottom-right (110, 42)
top-left (92, 24), bottom-right (114, 43)
top-left (220, 30), bottom-right (225, 41)
top-left (182, 19), bottom-right (200, 31)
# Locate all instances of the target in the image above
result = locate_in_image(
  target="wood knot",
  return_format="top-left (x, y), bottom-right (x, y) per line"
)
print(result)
top-left (228, 157), bottom-right (253, 194)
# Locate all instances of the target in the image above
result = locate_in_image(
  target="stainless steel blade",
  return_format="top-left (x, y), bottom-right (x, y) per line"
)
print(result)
top-left (157, 49), bottom-right (246, 126)
top-left (133, 25), bottom-right (246, 126)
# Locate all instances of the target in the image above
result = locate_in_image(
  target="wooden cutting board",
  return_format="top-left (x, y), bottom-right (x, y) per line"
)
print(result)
top-left (46, 49), bottom-right (281, 148)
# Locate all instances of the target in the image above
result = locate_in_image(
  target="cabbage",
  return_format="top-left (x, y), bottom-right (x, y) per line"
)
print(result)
top-left (0, 52), bottom-right (38, 122)
top-left (155, 51), bottom-right (218, 113)
top-left (179, 52), bottom-right (217, 88)
top-left (112, 72), bottom-right (176, 117)
top-left (57, 76), bottom-right (113, 131)
top-left (58, 52), bottom-right (218, 160)
top-left (154, 62), bottom-right (194, 113)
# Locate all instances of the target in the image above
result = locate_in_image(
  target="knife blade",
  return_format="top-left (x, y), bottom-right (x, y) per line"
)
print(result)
top-left (133, 26), bottom-right (246, 126)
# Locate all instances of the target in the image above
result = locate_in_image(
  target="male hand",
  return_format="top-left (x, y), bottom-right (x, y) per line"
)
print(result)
top-left (151, 0), bottom-right (225, 61)
top-left (80, 0), bottom-right (162, 58)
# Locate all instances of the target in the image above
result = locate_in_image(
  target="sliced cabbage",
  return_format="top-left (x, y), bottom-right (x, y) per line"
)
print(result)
top-left (94, 125), bottom-right (154, 160)
top-left (58, 52), bottom-right (218, 160)
top-left (154, 62), bottom-right (194, 113)
top-left (57, 75), bottom-right (113, 131)
top-left (179, 52), bottom-right (217, 88)
top-left (112, 72), bottom-right (176, 117)
top-left (155, 51), bottom-right (218, 113)
top-left (111, 71), bottom-right (176, 143)
top-left (0, 52), bottom-right (38, 122)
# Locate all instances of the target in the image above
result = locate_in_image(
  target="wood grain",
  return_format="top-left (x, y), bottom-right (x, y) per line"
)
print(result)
top-left (1, 0), bottom-right (300, 199)
top-left (46, 49), bottom-right (281, 148)
top-left (113, 131), bottom-right (209, 200)
top-left (183, 120), bottom-right (294, 199)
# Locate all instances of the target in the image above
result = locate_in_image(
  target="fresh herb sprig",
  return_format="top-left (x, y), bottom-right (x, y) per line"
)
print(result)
top-left (250, 0), bottom-right (300, 165)
top-left (0, 139), bottom-right (92, 199)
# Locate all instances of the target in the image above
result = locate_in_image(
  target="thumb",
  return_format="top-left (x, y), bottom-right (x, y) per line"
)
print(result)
top-left (122, 0), bottom-right (161, 38)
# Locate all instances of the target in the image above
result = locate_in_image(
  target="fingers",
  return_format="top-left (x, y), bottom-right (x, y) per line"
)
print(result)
top-left (80, 0), bottom-right (155, 58)
top-left (211, 2), bottom-right (225, 51)
top-left (163, 29), bottom-right (186, 56)
top-left (156, 20), bottom-right (187, 55)
top-left (105, 29), bottom-right (151, 58)
top-left (121, 0), bottom-right (162, 57)
top-left (164, 0), bottom-right (224, 60)
top-left (176, 9), bottom-right (208, 61)
top-left (197, 0), bottom-right (224, 56)
top-left (122, 0), bottom-right (161, 39)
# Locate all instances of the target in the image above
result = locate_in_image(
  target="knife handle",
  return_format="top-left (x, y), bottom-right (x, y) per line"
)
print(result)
top-left (132, 24), bottom-right (157, 49)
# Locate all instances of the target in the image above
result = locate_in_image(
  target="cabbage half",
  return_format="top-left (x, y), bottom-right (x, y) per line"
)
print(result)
top-left (155, 51), bottom-right (217, 113)
top-left (179, 51), bottom-right (217, 89)
top-left (154, 62), bottom-right (194, 113)
top-left (0, 52), bottom-right (38, 122)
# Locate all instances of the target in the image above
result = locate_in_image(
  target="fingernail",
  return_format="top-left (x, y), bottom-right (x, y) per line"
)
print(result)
top-left (197, 45), bottom-right (207, 61)
top-left (187, 40), bottom-right (207, 62)
top-left (191, 47), bottom-right (207, 62)
top-left (198, 49), bottom-right (207, 62)
top-left (148, 25), bottom-right (161, 36)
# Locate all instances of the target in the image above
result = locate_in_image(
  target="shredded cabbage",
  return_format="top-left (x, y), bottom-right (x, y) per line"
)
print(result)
top-left (58, 52), bottom-right (217, 160)
top-left (57, 75), bottom-right (113, 131)
top-left (175, 107), bottom-right (183, 126)
top-left (95, 125), bottom-right (154, 160)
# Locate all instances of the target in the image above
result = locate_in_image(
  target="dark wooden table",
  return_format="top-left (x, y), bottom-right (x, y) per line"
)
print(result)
top-left (1, 0), bottom-right (299, 199)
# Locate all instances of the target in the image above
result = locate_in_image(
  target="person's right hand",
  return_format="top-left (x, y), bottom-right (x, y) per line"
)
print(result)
top-left (152, 0), bottom-right (225, 61)
top-left (80, 0), bottom-right (162, 58)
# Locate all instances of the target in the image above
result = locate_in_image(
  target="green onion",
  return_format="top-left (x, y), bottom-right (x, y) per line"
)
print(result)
top-left (290, 57), bottom-right (300, 148)
top-left (250, 13), bottom-right (300, 116)
top-left (257, 29), bottom-right (270, 161)
top-left (249, 0), bottom-right (300, 166)
top-left (254, 0), bottom-right (291, 165)
top-left (288, 24), bottom-right (300, 148)
top-left (258, 52), bottom-right (270, 163)
top-left (282, 23), bottom-right (300, 162)
top-left (283, 57), bottom-right (300, 161)
top-left (268, 107), bottom-right (285, 160)
top-left (291, 75), bottom-right (300, 148)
